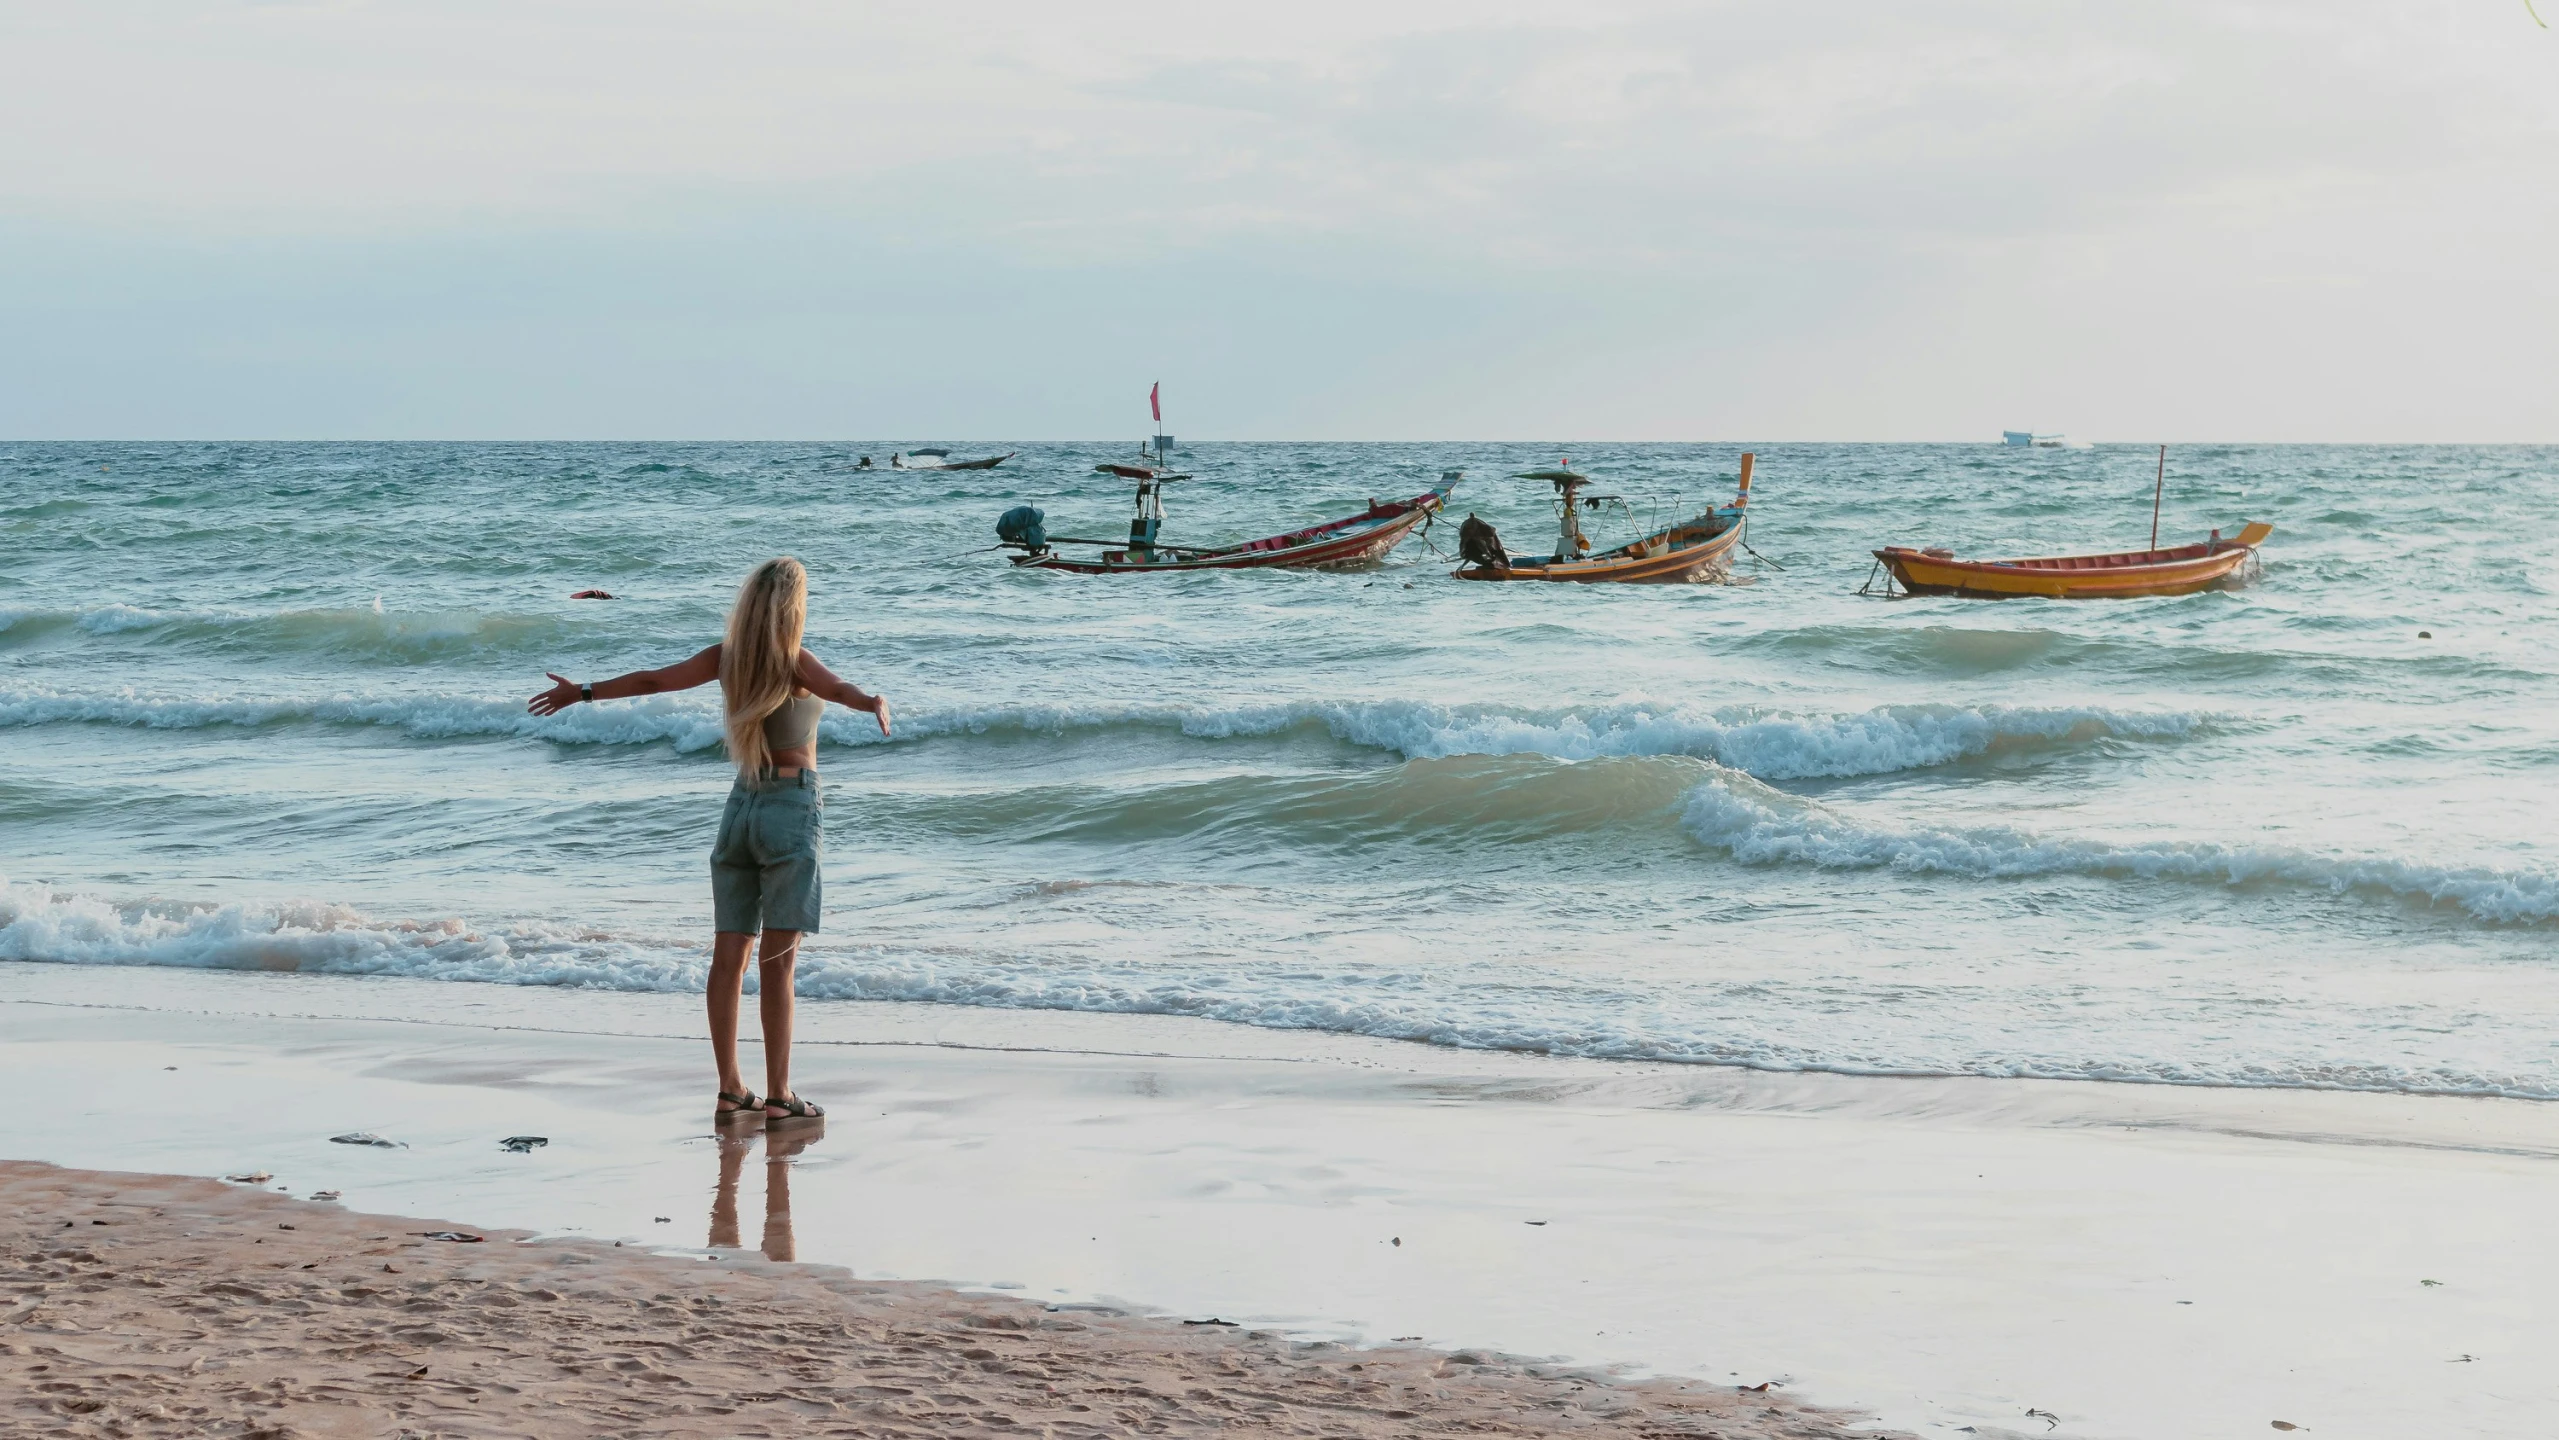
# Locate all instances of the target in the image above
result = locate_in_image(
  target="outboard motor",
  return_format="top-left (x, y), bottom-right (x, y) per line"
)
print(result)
top-left (995, 505), bottom-right (1048, 552)
top-left (1457, 512), bottom-right (1506, 571)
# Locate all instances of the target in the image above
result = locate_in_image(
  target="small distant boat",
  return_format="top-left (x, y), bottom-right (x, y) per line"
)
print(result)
top-left (2003, 431), bottom-right (2067, 447)
top-left (1094, 459), bottom-right (1187, 482)
top-left (1452, 454), bottom-right (1755, 585)
top-left (893, 448), bottom-right (1017, 470)
top-left (1870, 522), bottom-right (2272, 599)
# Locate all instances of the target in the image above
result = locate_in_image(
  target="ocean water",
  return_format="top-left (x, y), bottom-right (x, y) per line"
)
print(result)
top-left (5, 440), bottom-right (2557, 1097)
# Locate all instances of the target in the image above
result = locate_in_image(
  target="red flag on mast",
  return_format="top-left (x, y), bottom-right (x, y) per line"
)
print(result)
top-left (1150, 382), bottom-right (1161, 424)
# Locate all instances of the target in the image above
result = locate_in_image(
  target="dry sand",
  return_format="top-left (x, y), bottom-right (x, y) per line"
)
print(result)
top-left (2, 1160), bottom-right (1899, 1439)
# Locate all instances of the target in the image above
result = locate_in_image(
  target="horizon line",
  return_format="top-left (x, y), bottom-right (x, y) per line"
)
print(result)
top-left (9, 437), bottom-right (2556, 448)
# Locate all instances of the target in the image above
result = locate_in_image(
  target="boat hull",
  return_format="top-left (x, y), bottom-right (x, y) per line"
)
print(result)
top-left (1873, 525), bottom-right (2267, 599)
top-left (1453, 514), bottom-right (1744, 584)
top-left (1011, 488), bottom-right (1447, 574)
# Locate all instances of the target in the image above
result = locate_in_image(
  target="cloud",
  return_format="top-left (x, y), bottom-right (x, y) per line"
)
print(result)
top-left (1, 1), bottom-right (2552, 438)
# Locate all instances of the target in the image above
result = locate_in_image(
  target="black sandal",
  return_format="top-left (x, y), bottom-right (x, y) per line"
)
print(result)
top-left (765, 1093), bottom-right (824, 1127)
top-left (716, 1090), bottom-right (763, 1123)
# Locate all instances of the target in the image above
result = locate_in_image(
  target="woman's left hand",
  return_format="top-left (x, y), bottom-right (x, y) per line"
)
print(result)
top-left (870, 695), bottom-right (892, 737)
top-left (528, 672), bottom-right (581, 716)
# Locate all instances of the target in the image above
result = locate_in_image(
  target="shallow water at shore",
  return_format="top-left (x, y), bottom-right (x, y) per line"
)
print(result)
top-left (9, 968), bottom-right (2557, 1439)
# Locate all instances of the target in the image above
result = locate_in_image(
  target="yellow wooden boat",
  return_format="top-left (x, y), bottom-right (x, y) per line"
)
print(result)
top-left (1871, 521), bottom-right (2271, 599)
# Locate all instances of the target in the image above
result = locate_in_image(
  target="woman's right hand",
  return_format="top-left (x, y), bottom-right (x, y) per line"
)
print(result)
top-left (527, 672), bottom-right (581, 716)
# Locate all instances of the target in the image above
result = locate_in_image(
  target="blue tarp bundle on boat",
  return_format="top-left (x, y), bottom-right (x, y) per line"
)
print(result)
top-left (996, 505), bottom-right (1046, 549)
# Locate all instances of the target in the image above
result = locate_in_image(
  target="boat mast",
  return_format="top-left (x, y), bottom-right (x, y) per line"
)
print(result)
top-left (2149, 444), bottom-right (2166, 551)
top-left (1553, 459), bottom-right (1586, 560)
top-left (1130, 384), bottom-right (1168, 557)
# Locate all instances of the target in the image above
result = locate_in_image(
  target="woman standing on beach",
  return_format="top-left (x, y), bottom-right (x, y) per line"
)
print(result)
top-left (526, 557), bottom-right (889, 1127)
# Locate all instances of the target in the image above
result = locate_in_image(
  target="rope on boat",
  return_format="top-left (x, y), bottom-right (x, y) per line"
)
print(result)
top-left (1740, 539), bottom-right (1789, 572)
top-left (1855, 558), bottom-right (1903, 599)
top-left (1413, 505), bottom-right (1449, 559)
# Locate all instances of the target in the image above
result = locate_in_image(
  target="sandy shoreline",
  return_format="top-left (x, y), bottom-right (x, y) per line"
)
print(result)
top-left (4, 1160), bottom-right (1890, 1438)
top-left (9, 964), bottom-right (2559, 1437)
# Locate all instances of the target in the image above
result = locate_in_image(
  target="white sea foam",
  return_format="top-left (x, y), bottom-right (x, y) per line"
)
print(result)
top-left (7, 876), bottom-right (2554, 1099)
top-left (0, 880), bottom-right (703, 990)
top-left (1193, 698), bottom-right (2213, 779)
top-left (1675, 769), bottom-right (2559, 924)
top-left (0, 687), bottom-right (2217, 781)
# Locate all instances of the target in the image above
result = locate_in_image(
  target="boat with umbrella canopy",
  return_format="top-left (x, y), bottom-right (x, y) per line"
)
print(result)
top-left (1451, 454), bottom-right (1755, 584)
top-left (997, 478), bottom-right (1455, 574)
top-left (993, 384), bottom-right (1456, 573)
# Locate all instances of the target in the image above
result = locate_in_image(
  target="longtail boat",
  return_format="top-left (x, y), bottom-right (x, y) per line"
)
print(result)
top-left (996, 469), bottom-right (1457, 575)
top-left (894, 449), bottom-right (1017, 470)
top-left (994, 381), bottom-right (1455, 574)
top-left (1869, 521), bottom-right (2271, 599)
top-left (1452, 453), bottom-right (1755, 584)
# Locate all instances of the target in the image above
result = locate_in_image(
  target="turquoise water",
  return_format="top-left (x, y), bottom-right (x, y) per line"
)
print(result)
top-left (5, 440), bottom-right (2557, 1095)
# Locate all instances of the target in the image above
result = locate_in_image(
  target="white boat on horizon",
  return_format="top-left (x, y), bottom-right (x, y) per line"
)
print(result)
top-left (2002, 430), bottom-right (2067, 448)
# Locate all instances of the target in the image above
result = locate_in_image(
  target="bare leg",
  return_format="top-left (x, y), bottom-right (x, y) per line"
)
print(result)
top-left (709, 932), bottom-right (754, 1098)
top-left (757, 929), bottom-right (801, 1102)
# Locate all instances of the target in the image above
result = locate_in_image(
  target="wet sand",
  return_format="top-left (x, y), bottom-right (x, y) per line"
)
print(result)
top-left (7, 964), bottom-right (2559, 1437)
top-left (2, 1161), bottom-right (1890, 1438)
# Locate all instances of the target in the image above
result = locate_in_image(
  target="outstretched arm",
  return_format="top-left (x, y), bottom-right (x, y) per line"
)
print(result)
top-left (796, 650), bottom-right (891, 737)
top-left (527, 644), bottom-right (722, 716)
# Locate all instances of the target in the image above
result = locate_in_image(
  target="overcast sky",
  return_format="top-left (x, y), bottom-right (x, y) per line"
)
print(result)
top-left (3, 1), bottom-right (2552, 440)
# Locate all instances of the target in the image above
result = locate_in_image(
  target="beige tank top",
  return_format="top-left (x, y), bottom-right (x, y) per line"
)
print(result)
top-left (761, 694), bottom-right (823, 752)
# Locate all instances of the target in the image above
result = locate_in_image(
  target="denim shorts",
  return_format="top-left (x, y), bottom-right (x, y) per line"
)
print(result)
top-left (710, 770), bottom-right (822, 934)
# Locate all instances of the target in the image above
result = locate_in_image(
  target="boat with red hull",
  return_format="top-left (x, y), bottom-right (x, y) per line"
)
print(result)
top-left (1452, 454), bottom-right (1755, 585)
top-left (999, 474), bottom-right (1455, 575)
top-left (994, 382), bottom-right (1453, 574)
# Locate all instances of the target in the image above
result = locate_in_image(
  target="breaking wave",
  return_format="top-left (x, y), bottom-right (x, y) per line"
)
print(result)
top-left (0, 688), bottom-right (737, 751)
top-left (0, 688), bottom-right (2220, 781)
top-left (7, 877), bottom-right (2554, 1099)
top-left (0, 603), bottom-right (569, 662)
top-left (1676, 768), bottom-right (2559, 925)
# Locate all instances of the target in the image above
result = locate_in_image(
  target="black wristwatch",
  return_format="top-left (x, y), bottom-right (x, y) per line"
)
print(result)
top-left (580, 682), bottom-right (595, 703)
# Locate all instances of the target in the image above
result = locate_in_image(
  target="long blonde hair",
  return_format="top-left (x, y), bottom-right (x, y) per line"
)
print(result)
top-left (719, 557), bottom-right (808, 777)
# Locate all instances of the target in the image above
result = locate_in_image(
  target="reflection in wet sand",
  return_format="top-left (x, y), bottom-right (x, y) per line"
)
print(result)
top-left (708, 1122), bottom-right (824, 1261)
